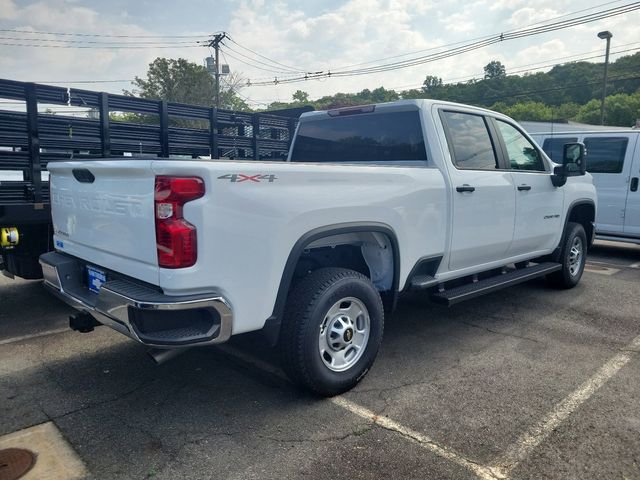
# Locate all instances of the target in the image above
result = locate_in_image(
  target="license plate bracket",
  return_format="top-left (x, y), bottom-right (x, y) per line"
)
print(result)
top-left (87, 266), bottom-right (106, 294)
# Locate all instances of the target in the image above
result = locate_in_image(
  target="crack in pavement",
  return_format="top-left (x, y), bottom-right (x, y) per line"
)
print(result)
top-left (459, 319), bottom-right (542, 344)
top-left (331, 396), bottom-right (505, 480)
top-left (255, 423), bottom-right (375, 445)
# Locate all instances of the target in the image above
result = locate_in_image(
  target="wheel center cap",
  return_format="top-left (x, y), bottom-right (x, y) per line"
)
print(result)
top-left (343, 328), bottom-right (354, 342)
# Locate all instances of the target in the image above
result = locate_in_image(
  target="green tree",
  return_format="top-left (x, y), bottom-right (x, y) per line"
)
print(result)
top-left (484, 61), bottom-right (506, 79)
top-left (292, 90), bottom-right (310, 103)
top-left (218, 72), bottom-right (250, 111)
top-left (603, 92), bottom-right (640, 126)
top-left (574, 99), bottom-right (603, 124)
top-left (502, 101), bottom-right (552, 121)
top-left (125, 57), bottom-right (249, 111)
top-left (126, 57), bottom-right (215, 105)
top-left (552, 103), bottom-right (580, 121)
top-left (575, 92), bottom-right (640, 126)
top-left (422, 75), bottom-right (443, 93)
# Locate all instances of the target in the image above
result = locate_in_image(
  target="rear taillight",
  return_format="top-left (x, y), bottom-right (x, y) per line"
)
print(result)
top-left (154, 176), bottom-right (204, 268)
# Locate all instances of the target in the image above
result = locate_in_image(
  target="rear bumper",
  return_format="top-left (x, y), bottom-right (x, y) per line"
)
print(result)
top-left (39, 251), bottom-right (233, 348)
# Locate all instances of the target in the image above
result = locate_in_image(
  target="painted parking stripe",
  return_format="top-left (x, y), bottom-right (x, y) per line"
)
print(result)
top-left (584, 263), bottom-right (621, 275)
top-left (0, 327), bottom-right (69, 346)
top-left (217, 345), bottom-right (503, 480)
top-left (491, 333), bottom-right (640, 477)
top-left (332, 396), bottom-right (503, 480)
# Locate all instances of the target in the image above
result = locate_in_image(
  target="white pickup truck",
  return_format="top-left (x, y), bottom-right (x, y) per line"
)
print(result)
top-left (40, 99), bottom-right (596, 396)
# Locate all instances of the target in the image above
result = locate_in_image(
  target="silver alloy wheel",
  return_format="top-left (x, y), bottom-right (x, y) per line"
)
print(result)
top-left (568, 236), bottom-right (583, 276)
top-left (318, 297), bottom-right (370, 372)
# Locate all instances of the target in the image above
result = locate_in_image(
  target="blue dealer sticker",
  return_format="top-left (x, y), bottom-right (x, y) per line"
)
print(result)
top-left (87, 266), bottom-right (106, 294)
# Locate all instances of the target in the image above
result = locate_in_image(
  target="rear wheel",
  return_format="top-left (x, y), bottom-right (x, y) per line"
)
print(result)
top-left (546, 222), bottom-right (587, 289)
top-left (280, 268), bottom-right (384, 396)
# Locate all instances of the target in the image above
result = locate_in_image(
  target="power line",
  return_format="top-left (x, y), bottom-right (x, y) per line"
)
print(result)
top-left (251, 63), bottom-right (640, 106)
top-left (245, 2), bottom-right (640, 86)
top-left (327, 0), bottom-right (630, 71)
top-left (464, 72), bottom-right (640, 104)
top-left (10, 45), bottom-right (638, 103)
top-left (217, 46), bottom-right (271, 106)
top-left (33, 79), bottom-right (133, 84)
top-left (388, 45), bottom-right (640, 91)
top-left (220, 45), bottom-right (299, 74)
top-left (225, 0), bottom-right (632, 80)
top-left (0, 36), bottom-right (207, 45)
top-left (0, 28), bottom-right (217, 38)
top-left (225, 35), bottom-right (306, 73)
top-left (0, 41), bottom-right (202, 49)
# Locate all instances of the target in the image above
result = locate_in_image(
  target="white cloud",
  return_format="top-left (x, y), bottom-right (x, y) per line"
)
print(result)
top-left (0, 0), bottom-right (19, 20)
top-left (0, 0), bottom-right (637, 106)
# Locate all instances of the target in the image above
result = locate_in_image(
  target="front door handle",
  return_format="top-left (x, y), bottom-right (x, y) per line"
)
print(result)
top-left (456, 185), bottom-right (475, 193)
top-left (517, 184), bottom-right (532, 191)
top-left (631, 177), bottom-right (639, 192)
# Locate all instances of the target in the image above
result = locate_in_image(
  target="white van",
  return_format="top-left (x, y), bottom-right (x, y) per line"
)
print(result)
top-left (531, 129), bottom-right (640, 245)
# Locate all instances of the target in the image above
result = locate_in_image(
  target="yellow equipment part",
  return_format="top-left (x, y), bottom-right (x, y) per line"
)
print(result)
top-left (1, 227), bottom-right (19, 248)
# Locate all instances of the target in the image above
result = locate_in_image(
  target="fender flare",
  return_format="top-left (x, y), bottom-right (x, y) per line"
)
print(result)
top-left (551, 199), bottom-right (596, 261)
top-left (263, 222), bottom-right (400, 343)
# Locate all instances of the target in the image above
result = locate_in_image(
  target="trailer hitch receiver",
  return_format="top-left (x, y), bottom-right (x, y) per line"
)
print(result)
top-left (69, 312), bottom-right (100, 333)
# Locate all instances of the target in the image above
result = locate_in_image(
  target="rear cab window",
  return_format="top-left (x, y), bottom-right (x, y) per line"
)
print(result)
top-left (290, 109), bottom-right (427, 164)
top-left (440, 111), bottom-right (498, 170)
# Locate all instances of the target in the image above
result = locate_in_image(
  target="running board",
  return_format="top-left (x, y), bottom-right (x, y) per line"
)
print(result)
top-left (430, 262), bottom-right (562, 306)
top-left (410, 274), bottom-right (439, 290)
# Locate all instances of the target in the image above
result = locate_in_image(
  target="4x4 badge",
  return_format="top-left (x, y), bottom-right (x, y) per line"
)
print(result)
top-left (217, 174), bottom-right (277, 183)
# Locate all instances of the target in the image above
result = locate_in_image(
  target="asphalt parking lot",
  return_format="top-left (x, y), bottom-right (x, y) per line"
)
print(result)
top-left (1, 240), bottom-right (639, 480)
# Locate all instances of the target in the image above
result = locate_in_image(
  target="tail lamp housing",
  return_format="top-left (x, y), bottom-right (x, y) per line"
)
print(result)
top-left (154, 176), bottom-right (205, 268)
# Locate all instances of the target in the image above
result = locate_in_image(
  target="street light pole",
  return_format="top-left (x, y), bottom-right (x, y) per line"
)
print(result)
top-left (598, 30), bottom-right (612, 126)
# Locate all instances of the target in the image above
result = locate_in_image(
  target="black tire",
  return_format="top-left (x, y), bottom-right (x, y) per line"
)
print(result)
top-left (546, 222), bottom-right (587, 289)
top-left (279, 267), bottom-right (384, 397)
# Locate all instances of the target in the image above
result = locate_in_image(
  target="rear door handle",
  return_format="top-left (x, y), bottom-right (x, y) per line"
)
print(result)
top-left (456, 185), bottom-right (475, 193)
top-left (631, 177), bottom-right (639, 192)
top-left (517, 184), bottom-right (532, 191)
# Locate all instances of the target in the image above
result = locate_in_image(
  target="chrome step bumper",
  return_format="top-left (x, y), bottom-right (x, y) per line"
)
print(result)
top-left (39, 251), bottom-right (233, 347)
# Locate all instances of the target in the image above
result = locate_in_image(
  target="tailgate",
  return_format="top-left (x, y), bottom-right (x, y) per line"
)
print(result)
top-left (48, 160), bottom-right (159, 285)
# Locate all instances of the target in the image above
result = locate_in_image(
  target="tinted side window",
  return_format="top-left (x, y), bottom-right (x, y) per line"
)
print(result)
top-left (584, 137), bottom-right (628, 173)
top-left (542, 137), bottom-right (578, 162)
top-left (496, 120), bottom-right (545, 171)
top-left (441, 111), bottom-right (498, 170)
top-left (290, 110), bottom-right (427, 163)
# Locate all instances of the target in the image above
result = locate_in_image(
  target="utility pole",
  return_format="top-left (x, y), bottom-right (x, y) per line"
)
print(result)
top-left (598, 30), bottom-right (612, 126)
top-left (208, 32), bottom-right (227, 109)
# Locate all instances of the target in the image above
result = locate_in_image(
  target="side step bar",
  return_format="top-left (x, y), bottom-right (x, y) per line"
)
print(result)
top-left (430, 262), bottom-right (562, 306)
top-left (410, 274), bottom-right (439, 290)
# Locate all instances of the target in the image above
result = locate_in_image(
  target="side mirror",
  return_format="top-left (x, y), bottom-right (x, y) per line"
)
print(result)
top-left (563, 142), bottom-right (587, 176)
top-left (551, 142), bottom-right (586, 187)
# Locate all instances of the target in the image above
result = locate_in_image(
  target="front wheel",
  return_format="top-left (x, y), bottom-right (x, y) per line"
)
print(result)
top-left (280, 268), bottom-right (384, 396)
top-left (546, 222), bottom-right (587, 289)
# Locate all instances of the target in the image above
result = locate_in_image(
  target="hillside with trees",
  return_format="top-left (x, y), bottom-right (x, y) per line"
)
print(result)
top-left (266, 52), bottom-right (640, 126)
top-left (121, 54), bottom-right (640, 127)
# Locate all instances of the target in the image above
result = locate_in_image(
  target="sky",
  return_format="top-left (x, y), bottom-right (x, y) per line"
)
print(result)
top-left (0, 0), bottom-right (638, 108)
